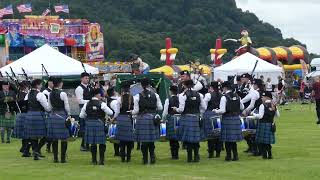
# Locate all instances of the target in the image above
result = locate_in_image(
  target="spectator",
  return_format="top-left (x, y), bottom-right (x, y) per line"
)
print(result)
top-left (312, 77), bottom-right (320, 124)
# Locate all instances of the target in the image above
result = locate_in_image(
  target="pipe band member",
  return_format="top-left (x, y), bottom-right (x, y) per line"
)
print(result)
top-left (213, 81), bottom-right (244, 162)
top-left (24, 79), bottom-right (51, 161)
top-left (13, 81), bottom-right (30, 157)
top-left (247, 92), bottom-right (279, 159)
top-left (41, 76), bottom-right (54, 153)
top-left (115, 81), bottom-right (135, 162)
top-left (0, 81), bottom-right (17, 144)
top-left (178, 70), bottom-right (204, 94)
top-left (132, 78), bottom-right (163, 165)
top-left (106, 87), bottom-right (120, 157)
top-left (241, 79), bottom-right (263, 156)
top-left (47, 77), bottom-right (71, 163)
top-left (203, 81), bottom-right (223, 158)
top-left (162, 85), bottom-right (180, 160)
top-left (79, 88), bottom-right (114, 165)
top-left (75, 72), bottom-right (92, 151)
top-left (173, 79), bottom-right (206, 163)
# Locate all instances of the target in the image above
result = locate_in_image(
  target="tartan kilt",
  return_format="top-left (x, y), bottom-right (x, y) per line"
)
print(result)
top-left (0, 113), bottom-right (16, 128)
top-left (135, 114), bottom-right (159, 142)
top-left (12, 113), bottom-right (26, 139)
top-left (23, 111), bottom-right (46, 139)
top-left (115, 114), bottom-right (135, 142)
top-left (84, 119), bottom-right (106, 144)
top-left (166, 115), bottom-right (180, 141)
top-left (220, 116), bottom-right (243, 142)
top-left (255, 122), bottom-right (275, 144)
top-left (179, 114), bottom-right (201, 143)
top-left (46, 111), bottom-right (69, 140)
top-left (202, 111), bottom-right (221, 140)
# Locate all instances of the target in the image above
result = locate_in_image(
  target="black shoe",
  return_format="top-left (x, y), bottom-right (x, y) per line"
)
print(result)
top-left (22, 153), bottom-right (31, 157)
top-left (80, 146), bottom-right (89, 152)
top-left (225, 156), bottom-right (231, 162)
top-left (92, 160), bottom-right (97, 165)
top-left (61, 159), bottom-right (66, 163)
top-left (34, 156), bottom-right (40, 160)
top-left (187, 150), bottom-right (192, 163)
top-left (316, 120), bottom-right (320, 124)
top-left (99, 160), bottom-right (104, 165)
top-left (268, 156), bottom-right (273, 159)
top-left (215, 152), bottom-right (220, 158)
top-left (1, 141), bottom-right (4, 143)
top-left (121, 156), bottom-right (126, 163)
top-left (208, 152), bottom-right (213, 159)
top-left (6, 141), bottom-right (10, 144)
top-left (150, 157), bottom-right (156, 164)
top-left (232, 156), bottom-right (239, 161)
top-left (194, 155), bottom-right (200, 163)
top-left (142, 157), bottom-right (148, 165)
top-left (38, 153), bottom-right (45, 158)
top-left (126, 156), bottom-right (131, 163)
top-left (54, 159), bottom-right (59, 163)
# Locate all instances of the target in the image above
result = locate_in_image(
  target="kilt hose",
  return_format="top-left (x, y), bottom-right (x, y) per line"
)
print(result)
top-left (23, 111), bottom-right (46, 139)
top-left (12, 113), bottom-right (26, 139)
top-left (220, 115), bottom-right (243, 142)
top-left (135, 113), bottom-right (159, 142)
top-left (0, 114), bottom-right (16, 128)
top-left (115, 114), bottom-right (135, 142)
top-left (166, 115), bottom-right (180, 141)
top-left (84, 119), bottom-right (106, 145)
top-left (255, 122), bottom-right (275, 144)
top-left (46, 111), bottom-right (69, 141)
top-left (179, 114), bottom-right (201, 143)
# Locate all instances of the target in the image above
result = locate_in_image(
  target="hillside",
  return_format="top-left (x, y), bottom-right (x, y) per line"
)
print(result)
top-left (0, 0), bottom-right (308, 67)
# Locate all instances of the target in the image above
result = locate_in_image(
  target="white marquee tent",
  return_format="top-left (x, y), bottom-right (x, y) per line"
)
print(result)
top-left (214, 53), bottom-right (283, 84)
top-left (0, 44), bottom-right (99, 77)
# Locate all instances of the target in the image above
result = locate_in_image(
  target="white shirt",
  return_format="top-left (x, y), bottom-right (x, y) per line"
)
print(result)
top-left (42, 88), bottom-right (52, 99)
top-left (191, 74), bottom-right (207, 92)
top-left (24, 90), bottom-right (51, 112)
top-left (214, 90), bottom-right (244, 114)
top-left (247, 103), bottom-right (280, 120)
top-left (48, 89), bottom-right (71, 115)
top-left (266, 82), bottom-right (273, 92)
top-left (79, 97), bottom-right (114, 118)
top-left (75, 83), bottom-right (90, 105)
top-left (241, 89), bottom-right (260, 112)
top-left (203, 92), bottom-right (214, 110)
top-left (132, 92), bottom-right (163, 115)
top-left (109, 96), bottom-right (120, 118)
top-left (175, 92), bottom-right (206, 114)
top-left (162, 95), bottom-right (180, 119)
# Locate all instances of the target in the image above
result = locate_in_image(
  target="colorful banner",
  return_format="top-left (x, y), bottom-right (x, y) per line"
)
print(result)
top-left (6, 23), bottom-right (24, 47)
top-left (85, 23), bottom-right (104, 62)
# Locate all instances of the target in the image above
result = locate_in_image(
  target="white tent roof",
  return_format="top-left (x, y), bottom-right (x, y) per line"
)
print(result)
top-left (0, 44), bottom-right (99, 76)
top-left (214, 52), bottom-right (283, 84)
top-left (311, 58), bottom-right (320, 66)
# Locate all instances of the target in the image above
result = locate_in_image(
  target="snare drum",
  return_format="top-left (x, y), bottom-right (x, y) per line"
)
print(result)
top-left (107, 124), bottom-right (119, 144)
top-left (241, 117), bottom-right (257, 137)
top-left (159, 123), bottom-right (167, 142)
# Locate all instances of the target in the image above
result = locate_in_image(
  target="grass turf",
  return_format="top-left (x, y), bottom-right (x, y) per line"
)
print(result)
top-left (0, 103), bottom-right (319, 180)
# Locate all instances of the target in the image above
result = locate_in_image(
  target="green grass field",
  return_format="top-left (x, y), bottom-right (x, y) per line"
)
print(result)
top-left (0, 103), bottom-right (319, 180)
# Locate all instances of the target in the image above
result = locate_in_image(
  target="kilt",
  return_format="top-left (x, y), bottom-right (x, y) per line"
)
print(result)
top-left (166, 115), bottom-right (180, 141)
top-left (202, 111), bottom-right (221, 140)
top-left (84, 119), bottom-right (106, 144)
top-left (179, 114), bottom-right (201, 143)
top-left (115, 114), bottom-right (135, 142)
top-left (255, 122), bottom-right (275, 144)
top-left (23, 111), bottom-right (46, 139)
top-left (46, 111), bottom-right (69, 140)
top-left (12, 113), bottom-right (26, 139)
top-left (135, 113), bottom-right (159, 142)
top-left (0, 113), bottom-right (16, 128)
top-left (220, 116), bottom-right (243, 142)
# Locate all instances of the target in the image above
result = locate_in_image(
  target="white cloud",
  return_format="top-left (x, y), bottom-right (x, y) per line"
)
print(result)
top-left (236, 0), bottom-right (320, 54)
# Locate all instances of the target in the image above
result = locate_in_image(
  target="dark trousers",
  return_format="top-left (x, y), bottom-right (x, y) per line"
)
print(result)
top-left (90, 144), bottom-right (106, 164)
top-left (31, 139), bottom-right (39, 157)
top-left (0, 127), bottom-right (12, 142)
top-left (113, 143), bottom-right (120, 156)
top-left (186, 142), bottom-right (200, 162)
top-left (52, 140), bottom-right (68, 162)
top-left (316, 100), bottom-right (320, 120)
top-left (225, 142), bottom-right (238, 161)
top-left (169, 140), bottom-right (180, 159)
top-left (21, 139), bottom-right (32, 156)
top-left (244, 135), bottom-right (259, 154)
top-left (38, 137), bottom-right (48, 153)
top-left (119, 141), bottom-right (134, 162)
top-left (141, 142), bottom-right (156, 164)
top-left (208, 139), bottom-right (222, 157)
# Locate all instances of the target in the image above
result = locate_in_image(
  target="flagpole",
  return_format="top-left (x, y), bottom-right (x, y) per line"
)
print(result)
top-left (49, 0), bottom-right (52, 16)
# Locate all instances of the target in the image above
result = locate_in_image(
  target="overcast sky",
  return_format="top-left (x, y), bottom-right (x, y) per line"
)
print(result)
top-left (236, 0), bottom-right (319, 54)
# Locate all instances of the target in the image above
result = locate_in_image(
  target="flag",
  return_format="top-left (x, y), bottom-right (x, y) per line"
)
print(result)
top-left (54, 5), bottom-right (69, 13)
top-left (0, 5), bottom-right (14, 18)
top-left (42, 8), bottom-right (51, 16)
top-left (17, 3), bottom-right (32, 13)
